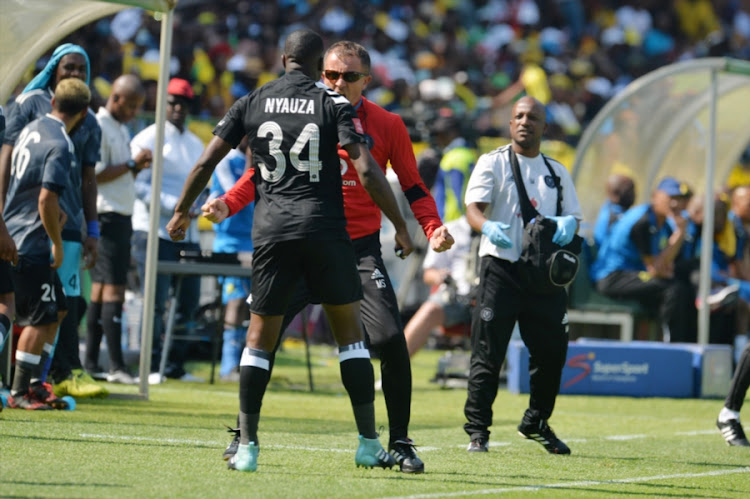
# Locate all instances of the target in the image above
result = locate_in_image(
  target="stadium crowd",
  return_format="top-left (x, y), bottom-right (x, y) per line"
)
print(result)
top-left (9, 0), bottom-right (750, 146)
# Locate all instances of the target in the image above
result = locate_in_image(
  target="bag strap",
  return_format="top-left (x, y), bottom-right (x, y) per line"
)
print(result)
top-left (541, 154), bottom-right (563, 216)
top-left (508, 147), bottom-right (562, 225)
top-left (508, 147), bottom-right (538, 225)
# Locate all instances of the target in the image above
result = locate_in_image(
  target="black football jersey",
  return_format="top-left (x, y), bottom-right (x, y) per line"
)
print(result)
top-left (213, 71), bottom-right (365, 246)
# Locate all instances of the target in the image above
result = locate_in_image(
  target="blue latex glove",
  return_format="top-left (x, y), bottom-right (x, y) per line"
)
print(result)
top-left (482, 220), bottom-right (513, 249)
top-left (550, 215), bottom-right (577, 246)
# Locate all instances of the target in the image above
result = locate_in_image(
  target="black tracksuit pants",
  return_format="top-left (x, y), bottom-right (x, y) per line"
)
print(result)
top-left (464, 255), bottom-right (569, 442)
top-left (725, 341), bottom-right (750, 412)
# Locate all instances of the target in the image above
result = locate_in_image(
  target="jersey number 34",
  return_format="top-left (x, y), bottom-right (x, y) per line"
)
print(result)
top-left (256, 121), bottom-right (322, 183)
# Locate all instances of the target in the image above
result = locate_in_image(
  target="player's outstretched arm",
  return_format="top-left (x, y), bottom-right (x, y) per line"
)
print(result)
top-left (168, 136), bottom-right (233, 241)
top-left (345, 142), bottom-right (414, 257)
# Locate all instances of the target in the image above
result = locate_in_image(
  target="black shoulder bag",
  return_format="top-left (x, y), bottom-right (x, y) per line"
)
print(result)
top-left (508, 148), bottom-right (582, 293)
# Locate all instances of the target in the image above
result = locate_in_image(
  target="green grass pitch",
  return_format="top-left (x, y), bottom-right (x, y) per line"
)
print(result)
top-left (1, 341), bottom-right (749, 498)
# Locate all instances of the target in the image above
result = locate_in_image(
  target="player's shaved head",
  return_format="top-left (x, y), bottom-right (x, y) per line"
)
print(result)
top-left (112, 74), bottom-right (145, 99)
top-left (509, 96), bottom-right (547, 156)
top-left (53, 77), bottom-right (91, 115)
top-left (284, 29), bottom-right (324, 66)
top-left (512, 96), bottom-right (546, 122)
top-left (109, 74), bottom-right (145, 123)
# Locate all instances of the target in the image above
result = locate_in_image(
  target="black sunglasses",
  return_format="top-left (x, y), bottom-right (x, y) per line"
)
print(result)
top-left (323, 70), bottom-right (369, 83)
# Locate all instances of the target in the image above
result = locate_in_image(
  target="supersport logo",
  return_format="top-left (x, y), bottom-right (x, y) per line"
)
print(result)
top-left (563, 352), bottom-right (594, 388)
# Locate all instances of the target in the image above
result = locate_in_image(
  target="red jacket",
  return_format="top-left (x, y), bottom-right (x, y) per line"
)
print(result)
top-left (222, 97), bottom-right (442, 240)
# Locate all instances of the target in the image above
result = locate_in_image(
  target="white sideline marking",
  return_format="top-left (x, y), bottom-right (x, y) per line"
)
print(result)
top-left (80, 433), bottom-right (222, 446)
top-left (675, 430), bottom-right (716, 436)
top-left (81, 426), bottom-right (720, 452)
top-left (79, 433), bottom-right (350, 452)
top-left (604, 434), bottom-right (648, 441)
top-left (382, 467), bottom-right (750, 498)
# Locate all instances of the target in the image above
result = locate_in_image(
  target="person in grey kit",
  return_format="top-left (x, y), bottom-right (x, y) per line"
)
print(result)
top-left (462, 96), bottom-right (582, 454)
top-left (3, 78), bottom-right (92, 409)
top-left (0, 43), bottom-right (105, 398)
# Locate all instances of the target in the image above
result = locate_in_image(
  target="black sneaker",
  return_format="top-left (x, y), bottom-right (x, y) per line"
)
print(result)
top-left (717, 419), bottom-right (750, 446)
top-left (467, 437), bottom-right (488, 452)
top-left (223, 426), bottom-right (241, 460)
top-left (518, 420), bottom-right (571, 455)
top-left (389, 438), bottom-right (424, 473)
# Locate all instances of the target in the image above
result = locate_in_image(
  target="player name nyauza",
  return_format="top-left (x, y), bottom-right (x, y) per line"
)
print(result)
top-left (264, 98), bottom-right (315, 114)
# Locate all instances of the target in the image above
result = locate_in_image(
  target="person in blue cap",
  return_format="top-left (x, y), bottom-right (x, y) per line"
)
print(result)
top-left (0, 43), bottom-right (107, 398)
top-left (591, 176), bottom-right (695, 342)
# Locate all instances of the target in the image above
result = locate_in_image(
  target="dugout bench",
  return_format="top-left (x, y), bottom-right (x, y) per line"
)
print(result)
top-left (566, 245), bottom-right (647, 342)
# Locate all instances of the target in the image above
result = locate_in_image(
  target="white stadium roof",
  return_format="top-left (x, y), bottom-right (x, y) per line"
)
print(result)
top-left (1, 1), bottom-right (176, 104)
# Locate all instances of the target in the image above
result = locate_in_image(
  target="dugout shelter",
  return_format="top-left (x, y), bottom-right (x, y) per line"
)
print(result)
top-left (572, 57), bottom-right (750, 345)
top-left (3, 0), bottom-right (178, 398)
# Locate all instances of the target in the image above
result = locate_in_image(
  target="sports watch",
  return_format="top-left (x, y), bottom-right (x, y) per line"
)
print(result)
top-left (126, 159), bottom-right (137, 171)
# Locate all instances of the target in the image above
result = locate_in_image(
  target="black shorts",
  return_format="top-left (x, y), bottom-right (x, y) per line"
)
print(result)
top-left (0, 259), bottom-right (13, 294)
top-left (12, 259), bottom-right (68, 326)
top-left (353, 232), bottom-right (403, 347)
top-left (90, 213), bottom-right (133, 285)
top-left (250, 238), bottom-right (362, 315)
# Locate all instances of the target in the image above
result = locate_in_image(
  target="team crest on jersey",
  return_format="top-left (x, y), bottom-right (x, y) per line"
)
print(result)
top-left (544, 175), bottom-right (557, 188)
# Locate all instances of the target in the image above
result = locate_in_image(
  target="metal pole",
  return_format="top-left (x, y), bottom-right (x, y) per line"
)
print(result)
top-left (697, 70), bottom-right (718, 346)
top-left (138, 9), bottom-right (174, 398)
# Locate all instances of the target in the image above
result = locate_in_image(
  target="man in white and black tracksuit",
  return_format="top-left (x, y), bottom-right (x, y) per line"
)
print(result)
top-left (462, 96), bottom-right (583, 455)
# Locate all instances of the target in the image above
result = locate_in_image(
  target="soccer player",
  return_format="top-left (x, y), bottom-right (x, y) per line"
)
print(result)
top-left (206, 40), bottom-right (454, 473)
top-left (0, 43), bottom-right (106, 398)
top-left (166, 29), bottom-right (414, 472)
top-left (3, 78), bottom-right (92, 409)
